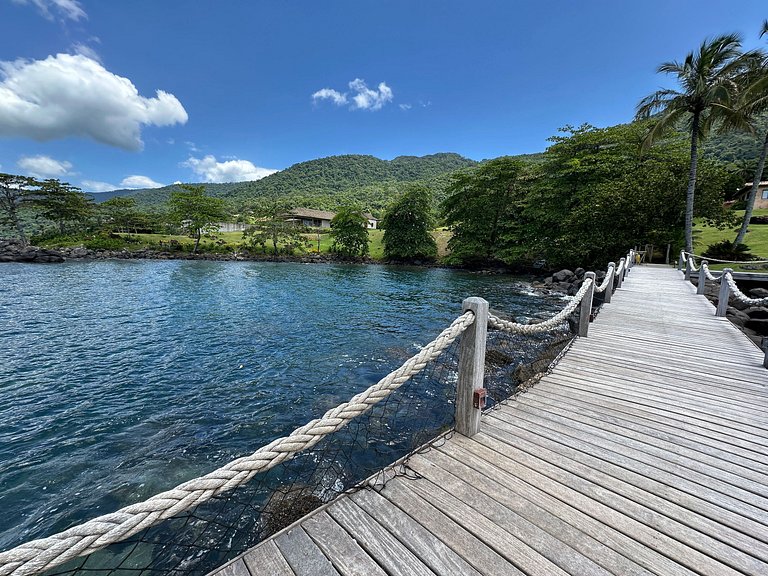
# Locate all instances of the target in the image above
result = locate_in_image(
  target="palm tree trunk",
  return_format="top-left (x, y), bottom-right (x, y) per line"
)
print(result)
top-left (685, 113), bottom-right (700, 254)
top-left (735, 129), bottom-right (768, 246)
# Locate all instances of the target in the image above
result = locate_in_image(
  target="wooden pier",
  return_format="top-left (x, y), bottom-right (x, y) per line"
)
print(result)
top-left (212, 265), bottom-right (768, 576)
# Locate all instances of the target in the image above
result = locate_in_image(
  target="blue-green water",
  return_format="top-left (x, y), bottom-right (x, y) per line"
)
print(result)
top-left (0, 260), bottom-right (561, 551)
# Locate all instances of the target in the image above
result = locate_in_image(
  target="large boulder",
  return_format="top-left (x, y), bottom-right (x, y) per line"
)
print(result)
top-left (552, 269), bottom-right (573, 283)
top-left (744, 318), bottom-right (768, 336)
top-left (744, 307), bottom-right (768, 319)
top-left (749, 287), bottom-right (768, 299)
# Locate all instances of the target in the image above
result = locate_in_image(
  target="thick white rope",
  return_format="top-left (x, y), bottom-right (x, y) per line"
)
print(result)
top-left (593, 264), bottom-right (615, 294)
top-left (0, 311), bottom-right (475, 576)
top-left (488, 278), bottom-right (594, 334)
top-left (683, 250), bottom-right (768, 265)
top-left (701, 262), bottom-right (721, 283)
top-left (614, 260), bottom-right (625, 276)
top-left (724, 272), bottom-right (768, 306)
top-left (686, 256), bottom-right (699, 273)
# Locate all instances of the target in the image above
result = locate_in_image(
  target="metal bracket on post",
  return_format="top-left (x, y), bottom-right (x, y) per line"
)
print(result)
top-left (616, 258), bottom-right (625, 289)
top-left (604, 262), bottom-right (615, 304)
top-left (456, 297), bottom-right (488, 438)
top-left (697, 261), bottom-right (708, 295)
top-left (578, 272), bottom-right (596, 337)
top-left (715, 268), bottom-right (732, 317)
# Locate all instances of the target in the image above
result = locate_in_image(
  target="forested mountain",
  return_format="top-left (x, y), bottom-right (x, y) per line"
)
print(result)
top-left (91, 153), bottom-right (480, 215)
top-left (701, 112), bottom-right (768, 167)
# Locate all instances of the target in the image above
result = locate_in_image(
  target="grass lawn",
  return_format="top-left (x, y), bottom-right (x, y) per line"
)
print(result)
top-left (694, 209), bottom-right (768, 270)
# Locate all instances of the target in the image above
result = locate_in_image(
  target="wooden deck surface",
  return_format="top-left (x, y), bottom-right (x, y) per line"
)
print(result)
top-left (211, 264), bottom-right (768, 576)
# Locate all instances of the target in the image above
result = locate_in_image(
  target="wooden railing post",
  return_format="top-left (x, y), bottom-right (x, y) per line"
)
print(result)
top-left (716, 268), bottom-right (732, 317)
top-left (456, 297), bottom-right (488, 438)
top-left (761, 338), bottom-right (768, 369)
top-left (684, 257), bottom-right (692, 282)
top-left (677, 251), bottom-right (684, 271)
top-left (616, 258), bottom-right (625, 289)
top-left (604, 262), bottom-right (615, 304)
top-left (578, 272), bottom-right (596, 337)
top-left (697, 260), bottom-right (708, 295)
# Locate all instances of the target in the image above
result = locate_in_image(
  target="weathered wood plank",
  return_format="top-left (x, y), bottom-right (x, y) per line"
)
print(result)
top-left (242, 539), bottom-right (294, 576)
top-left (378, 478), bottom-right (522, 576)
top-left (274, 527), bottom-right (340, 576)
top-left (302, 511), bottom-right (386, 576)
top-left (350, 488), bottom-right (482, 576)
top-left (211, 558), bottom-right (250, 576)
top-left (327, 498), bottom-right (436, 576)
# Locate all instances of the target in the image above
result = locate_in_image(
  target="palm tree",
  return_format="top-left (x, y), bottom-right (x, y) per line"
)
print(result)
top-left (734, 21), bottom-right (768, 246)
top-left (636, 34), bottom-right (750, 254)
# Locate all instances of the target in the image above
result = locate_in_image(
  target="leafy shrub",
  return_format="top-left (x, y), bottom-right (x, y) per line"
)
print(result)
top-left (701, 240), bottom-right (756, 262)
top-left (83, 235), bottom-right (129, 250)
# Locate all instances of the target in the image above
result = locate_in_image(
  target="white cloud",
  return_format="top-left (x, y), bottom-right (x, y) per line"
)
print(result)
top-left (312, 88), bottom-right (348, 106)
top-left (120, 175), bottom-right (164, 189)
top-left (17, 154), bottom-right (72, 178)
top-left (12, 0), bottom-right (86, 21)
top-left (0, 53), bottom-right (188, 150)
top-left (81, 179), bottom-right (116, 193)
top-left (183, 155), bottom-right (278, 183)
top-left (311, 78), bottom-right (394, 111)
top-left (399, 103), bottom-right (412, 110)
top-left (70, 42), bottom-right (100, 62)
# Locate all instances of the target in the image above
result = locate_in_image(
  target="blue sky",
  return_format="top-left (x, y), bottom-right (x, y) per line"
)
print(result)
top-left (0, 0), bottom-right (766, 192)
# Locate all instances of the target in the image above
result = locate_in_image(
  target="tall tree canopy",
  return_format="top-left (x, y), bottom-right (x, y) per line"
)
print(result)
top-left (734, 22), bottom-right (768, 245)
top-left (330, 207), bottom-right (369, 257)
top-left (0, 173), bottom-right (38, 246)
top-left (382, 184), bottom-right (437, 261)
top-left (34, 179), bottom-right (94, 235)
top-left (441, 157), bottom-right (529, 265)
top-left (636, 33), bottom-right (756, 253)
top-left (241, 201), bottom-right (309, 255)
top-left (168, 184), bottom-right (226, 254)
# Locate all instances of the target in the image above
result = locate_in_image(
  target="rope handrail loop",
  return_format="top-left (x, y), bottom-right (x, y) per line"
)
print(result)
top-left (686, 256), bottom-right (699, 273)
top-left (489, 277), bottom-right (594, 335)
top-left (0, 310), bottom-right (476, 576)
top-left (723, 271), bottom-right (768, 306)
top-left (593, 263), bottom-right (615, 294)
top-left (683, 250), bottom-right (768, 265)
top-left (615, 260), bottom-right (625, 276)
top-left (701, 262), bottom-right (721, 283)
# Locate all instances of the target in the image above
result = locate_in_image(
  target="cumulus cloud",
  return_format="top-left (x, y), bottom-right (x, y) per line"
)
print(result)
top-left (399, 103), bottom-right (412, 111)
top-left (120, 175), bottom-right (164, 189)
top-left (311, 78), bottom-right (393, 111)
top-left (12, 0), bottom-right (86, 21)
top-left (17, 154), bottom-right (72, 178)
top-left (183, 155), bottom-right (278, 183)
top-left (0, 53), bottom-right (188, 150)
top-left (81, 180), bottom-right (116, 193)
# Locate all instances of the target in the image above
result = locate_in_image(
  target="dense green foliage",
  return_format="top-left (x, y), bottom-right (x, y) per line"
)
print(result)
top-left (702, 240), bottom-right (756, 261)
top-left (382, 185), bottom-right (437, 261)
top-left (241, 201), bottom-right (310, 255)
top-left (168, 185), bottom-right (226, 253)
top-left (441, 157), bottom-right (529, 265)
top-left (330, 207), bottom-right (369, 257)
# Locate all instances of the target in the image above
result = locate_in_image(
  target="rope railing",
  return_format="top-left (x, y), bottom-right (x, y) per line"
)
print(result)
top-left (1, 248), bottom-right (638, 576)
top-left (724, 272), bottom-right (768, 306)
top-left (682, 250), bottom-right (768, 265)
top-left (0, 311), bottom-right (475, 576)
top-left (489, 278), bottom-right (594, 334)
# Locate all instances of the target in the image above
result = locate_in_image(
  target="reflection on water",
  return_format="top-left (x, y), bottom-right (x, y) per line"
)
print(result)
top-left (0, 260), bottom-right (561, 549)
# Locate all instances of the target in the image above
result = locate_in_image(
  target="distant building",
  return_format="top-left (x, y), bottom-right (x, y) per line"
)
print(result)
top-left (732, 181), bottom-right (768, 209)
top-left (285, 208), bottom-right (379, 229)
top-left (216, 222), bottom-right (249, 233)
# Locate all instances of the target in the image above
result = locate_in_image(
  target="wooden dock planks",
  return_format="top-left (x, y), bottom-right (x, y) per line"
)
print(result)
top-left (210, 265), bottom-right (768, 576)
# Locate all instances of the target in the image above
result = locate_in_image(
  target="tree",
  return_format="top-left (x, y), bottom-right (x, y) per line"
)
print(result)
top-left (101, 197), bottom-right (140, 233)
top-left (521, 122), bottom-right (736, 268)
top-left (381, 184), bottom-right (437, 261)
top-left (330, 207), bottom-right (369, 257)
top-left (242, 201), bottom-right (310, 255)
top-left (734, 22), bottom-right (768, 245)
top-left (636, 34), bottom-right (756, 253)
top-left (168, 184), bottom-right (226, 254)
top-left (0, 173), bottom-right (38, 246)
top-left (34, 179), bottom-right (94, 235)
top-left (441, 157), bottom-right (529, 265)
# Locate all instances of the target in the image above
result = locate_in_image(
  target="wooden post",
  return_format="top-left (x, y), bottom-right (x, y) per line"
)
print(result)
top-left (716, 268), bottom-right (732, 317)
top-left (684, 256), bottom-right (692, 282)
top-left (604, 262), bottom-right (615, 304)
top-left (456, 297), bottom-right (488, 438)
top-left (578, 272), bottom-right (596, 337)
top-left (677, 251), bottom-right (684, 271)
top-left (665, 243), bottom-right (671, 265)
top-left (616, 258), bottom-right (625, 289)
top-left (761, 338), bottom-right (768, 369)
top-left (697, 260), bottom-right (707, 295)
